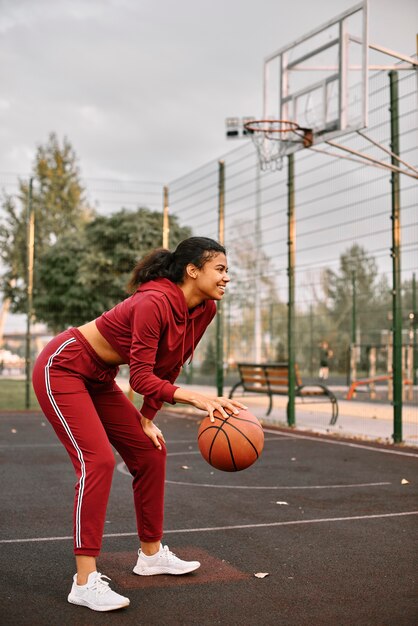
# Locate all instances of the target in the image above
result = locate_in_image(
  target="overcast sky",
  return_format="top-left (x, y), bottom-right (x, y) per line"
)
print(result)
top-left (1, 0), bottom-right (417, 186)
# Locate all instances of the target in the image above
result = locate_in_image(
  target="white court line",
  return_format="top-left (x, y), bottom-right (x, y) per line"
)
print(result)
top-left (169, 414), bottom-right (418, 457)
top-left (1, 511), bottom-right (417, 545)
top-left (117, 461), bottom-right (391, 490)
top-left (263, 428), bottom-right (418, 458)
top-left (0, 437), bottom-right (286, 451)
top-left (164, 480), bottom-right (392, 490)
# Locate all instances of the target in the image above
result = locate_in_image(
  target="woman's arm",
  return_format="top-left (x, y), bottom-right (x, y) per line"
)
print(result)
top-left (173, 387), bottom-right (247, 422)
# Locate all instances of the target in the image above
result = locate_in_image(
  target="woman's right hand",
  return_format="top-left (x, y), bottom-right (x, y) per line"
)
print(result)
top-left (173, 388), bottom-right (247, 422)
top-left (140, 415), bottom-right (165, 449)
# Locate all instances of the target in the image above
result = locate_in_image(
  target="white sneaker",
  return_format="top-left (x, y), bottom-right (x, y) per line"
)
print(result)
top-left (133, 545), bottom-right (201, 576)
top-left (67, 571), bottom-right (130, 612)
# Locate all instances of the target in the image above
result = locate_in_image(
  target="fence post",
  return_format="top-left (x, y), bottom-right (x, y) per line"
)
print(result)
top-left (349, 271), bottom-right (357, 389)
top-left (163, 185), bottom-right (169, 249)
top-left (25, 178), bottom-right (34, 410)
top-left (389, 70), bottom-right (402, 443)
top-left (412, 273), bottom-right (417, 386)
top-left (216, 160), bottom-right (225, 396)
top-left (287, 154), bottom-right (296, 427)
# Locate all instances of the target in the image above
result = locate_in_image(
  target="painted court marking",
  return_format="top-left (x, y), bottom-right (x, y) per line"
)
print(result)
top-left (1, 511), bottom-right (417, 545)
top-left (117, 460), bottom-right (392, 490)
top-left (262, 428), bottom-right (418, 458)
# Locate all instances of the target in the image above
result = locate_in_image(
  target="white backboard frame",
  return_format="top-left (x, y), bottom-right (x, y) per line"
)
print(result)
top-left (263, 1), bottom-right (368, 152)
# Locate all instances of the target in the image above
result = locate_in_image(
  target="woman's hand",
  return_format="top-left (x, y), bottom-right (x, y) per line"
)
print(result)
top-left (140, 415), bottom-right (166, 449)
top-left (173, 388), bottom-right (247, 422)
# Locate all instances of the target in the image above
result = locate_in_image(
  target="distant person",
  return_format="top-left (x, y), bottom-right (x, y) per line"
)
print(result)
top-left (319, 341), bottom-right (333, 381)
top-left (32, 237), bottom-right (245, 612)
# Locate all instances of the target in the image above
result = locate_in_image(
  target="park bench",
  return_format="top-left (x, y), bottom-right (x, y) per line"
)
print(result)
top-left (229, 362), bottom-right (339, 425)
top-left (346, 374), bottom-right (413, 401)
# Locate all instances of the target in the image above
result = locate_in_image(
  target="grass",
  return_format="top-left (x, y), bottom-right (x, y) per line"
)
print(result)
top-left (0, 378), bottom-right (41, 411)
top-left (0, 377), bottom-right (144, 411)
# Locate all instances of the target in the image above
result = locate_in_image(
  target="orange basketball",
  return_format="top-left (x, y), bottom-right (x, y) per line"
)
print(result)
top-left (198, 408), bottom-right (264, 472)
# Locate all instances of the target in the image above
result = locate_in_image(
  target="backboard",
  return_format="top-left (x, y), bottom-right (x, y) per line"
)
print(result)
top-left (264, 1), bottom-right (368, 153)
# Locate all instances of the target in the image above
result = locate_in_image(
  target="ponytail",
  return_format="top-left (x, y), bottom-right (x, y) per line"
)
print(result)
top-left (127, 236), bottom-right (226, 293)
top-left (127, 248), bottom-right (173, 293)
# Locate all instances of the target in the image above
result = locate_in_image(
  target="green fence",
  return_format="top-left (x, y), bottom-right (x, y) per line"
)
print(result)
top-left (0, 67), bottom-right (417, 443)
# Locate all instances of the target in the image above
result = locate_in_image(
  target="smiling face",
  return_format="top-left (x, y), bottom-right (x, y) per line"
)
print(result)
top-left (184, 252), bottom-right (230, 307)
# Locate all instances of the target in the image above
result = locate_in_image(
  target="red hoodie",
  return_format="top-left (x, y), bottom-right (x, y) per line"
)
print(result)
top-left (95, 278), bottom-right (216, 419)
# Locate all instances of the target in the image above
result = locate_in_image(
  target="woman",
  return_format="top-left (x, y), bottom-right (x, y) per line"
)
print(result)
top-left (32, 236), bottom-right (245, 612)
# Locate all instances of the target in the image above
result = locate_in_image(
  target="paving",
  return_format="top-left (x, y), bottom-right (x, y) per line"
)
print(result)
top-left (0, 407), bottom-right (417, 626)
top-left (170, 382), bottom-right (418, 447)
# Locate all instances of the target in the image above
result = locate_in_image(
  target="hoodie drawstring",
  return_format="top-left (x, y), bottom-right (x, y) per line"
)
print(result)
top-left (182, 318), bottom-right (195, 365)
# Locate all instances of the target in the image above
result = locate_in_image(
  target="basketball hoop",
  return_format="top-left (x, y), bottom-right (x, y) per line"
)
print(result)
top-left (243, 120), bottom-right (313, 171)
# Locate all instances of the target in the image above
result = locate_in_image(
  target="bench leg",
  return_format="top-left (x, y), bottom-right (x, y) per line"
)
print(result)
top-left (266, 393), bottom-right (273, 416)
top-left (329, 398), bottom-right (339, 426)
top-left (228, 382), bottom-right (243, 399)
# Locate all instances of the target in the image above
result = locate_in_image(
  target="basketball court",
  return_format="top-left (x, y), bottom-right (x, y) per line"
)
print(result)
top-left (1, 2), bottom-right (417, 624)
top-left (1, 408), bottom-right (417, 625)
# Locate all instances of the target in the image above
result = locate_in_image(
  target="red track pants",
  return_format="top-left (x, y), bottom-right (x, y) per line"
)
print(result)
top-left (32, 328), bottom-right (166, 556)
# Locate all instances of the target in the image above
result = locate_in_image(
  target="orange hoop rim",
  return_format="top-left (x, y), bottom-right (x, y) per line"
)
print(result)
top-left (244, 119), bottom-right (301, 134)
top-left (244, 119), bottom-right (313, 149)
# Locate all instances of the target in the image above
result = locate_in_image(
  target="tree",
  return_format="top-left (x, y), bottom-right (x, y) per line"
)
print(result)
top-left (321, 244), bottom-right (390, 370)
top-left (0, 133), bottom-right (91, 315)
top-left (200, 340), bottom-right (216, 374)
top-left (227, 219), bottom-right (284, 361)
top-left (34, 207), bottom-right (192, 331)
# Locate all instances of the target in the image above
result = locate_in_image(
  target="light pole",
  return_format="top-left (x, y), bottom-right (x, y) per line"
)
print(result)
top-left (225, 117), bottom-right (262, 361)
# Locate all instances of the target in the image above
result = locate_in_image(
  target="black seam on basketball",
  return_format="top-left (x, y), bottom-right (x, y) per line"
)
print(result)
top-left (218, 419), bottom-right (261, 459)
top-left (210, 429), bottom-right (237, 471)
top-left (199, 421), bottom-right (238, 470)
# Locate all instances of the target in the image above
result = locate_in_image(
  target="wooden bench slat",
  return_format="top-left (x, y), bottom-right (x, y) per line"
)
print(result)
top-left (229, 361), bottom-right (338, 425)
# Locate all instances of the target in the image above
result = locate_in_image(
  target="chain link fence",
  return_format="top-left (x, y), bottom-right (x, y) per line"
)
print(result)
top-left (1, 67), bottom-right (417, 442)
top-left (167, 67), bottom-right (418, 442)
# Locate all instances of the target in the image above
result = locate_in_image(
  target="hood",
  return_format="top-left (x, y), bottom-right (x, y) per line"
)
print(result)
top-left (137, 277), bottom-right (208, 323)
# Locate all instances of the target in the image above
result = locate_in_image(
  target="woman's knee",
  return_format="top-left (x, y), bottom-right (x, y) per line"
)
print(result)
top-left (126, 444), bottom-right (167, 476)
top-left (87, 450), bottom-right (116, 476)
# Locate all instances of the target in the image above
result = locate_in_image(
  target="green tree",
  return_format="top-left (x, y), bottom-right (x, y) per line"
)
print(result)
top-left (0, 133), bottom-right (91, 314)
top-left (321, 244), bottom-right (389, 370)
top-left (200, 340), bottom-right (216, 374)
top-left (227, 219), bottom-right (283, 361)
top-left (34, 207), bottom-right (192, 331)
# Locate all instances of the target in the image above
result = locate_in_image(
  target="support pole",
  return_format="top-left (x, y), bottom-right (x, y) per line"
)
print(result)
top-left (162, 186), bottom-right (169, 249)
top-left (350, 271), bottom-right (357, 389)
top-left (216, 160), bottom-right (225, 396)
top-left (25, 178), bottom-right (34, 409)
top-left (309, 305), bottom-right (314, 378)
top-left (389, 70), bottom-right (402, 443)
top-left (254, 163), bottom-right (262, 362)
top-left (287, 154), bottom-right (296, 427)
top-left (412, 273), bottom-right (417, 386)
top-left (412, 272), bottom-right (418, 385)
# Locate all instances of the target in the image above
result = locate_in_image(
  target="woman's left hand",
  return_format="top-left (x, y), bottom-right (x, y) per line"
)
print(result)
top-left (141, 415), bottom-right (166, 449)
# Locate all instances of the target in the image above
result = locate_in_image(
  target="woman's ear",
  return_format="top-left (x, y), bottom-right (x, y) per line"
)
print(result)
top-left (186, 263), bottom-right (198, 279)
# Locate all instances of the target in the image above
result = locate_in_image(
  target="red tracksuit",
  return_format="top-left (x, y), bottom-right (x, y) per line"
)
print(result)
top-left (32, 279), bottom-right (216, 556)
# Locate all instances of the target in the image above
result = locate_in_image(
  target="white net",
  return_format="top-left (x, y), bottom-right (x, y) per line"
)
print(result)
top-left (245, 120), bottom-right (307, 171)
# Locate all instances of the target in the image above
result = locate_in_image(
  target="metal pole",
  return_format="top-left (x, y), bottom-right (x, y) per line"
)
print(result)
top-left (216, 160), bottom-right (225, 396)
top-left (254, 163), bottom-right (262, 362)
top-left (309, 304), bottom-right (314, 378)
top-left (389, 70), bottom-right (402, 443)
top-left (412, 273), bottom-right (417, 386)
top-left (349, 271), bottom-right (357, 387)
top-left (25, 178), bottom-right (34, 409)
top-left (287, 154), bottom-right (296, 427)
top-left (162, 186), bottom-right (169, 249)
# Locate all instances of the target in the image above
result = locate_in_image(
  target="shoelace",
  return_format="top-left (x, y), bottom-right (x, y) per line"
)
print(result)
top-left (89, 573), bottom-right (112, 595)
top-left (160, 545), bottom-right (177, 561)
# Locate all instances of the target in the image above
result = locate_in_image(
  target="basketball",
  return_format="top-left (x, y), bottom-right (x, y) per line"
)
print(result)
top-left (198, 408), bottom-right (264, 472)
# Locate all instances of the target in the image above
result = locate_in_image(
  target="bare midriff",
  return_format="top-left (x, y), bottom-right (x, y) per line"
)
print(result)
top-left (77, 321), bottom-right (125, 366)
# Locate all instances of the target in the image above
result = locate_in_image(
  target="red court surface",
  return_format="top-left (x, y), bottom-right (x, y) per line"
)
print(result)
top-left (0, 409), bottom-right (417, 625)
